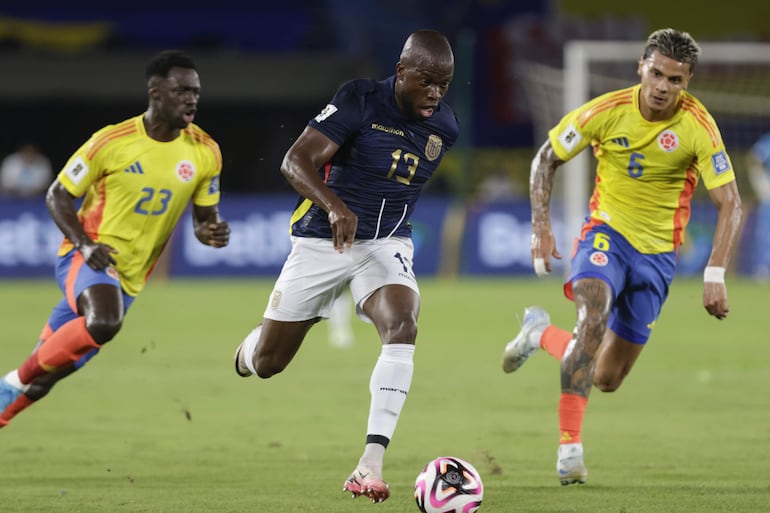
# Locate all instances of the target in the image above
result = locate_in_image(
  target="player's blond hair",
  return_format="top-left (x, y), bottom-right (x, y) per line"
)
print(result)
top-left (644, 28), bottom-right (700, 72)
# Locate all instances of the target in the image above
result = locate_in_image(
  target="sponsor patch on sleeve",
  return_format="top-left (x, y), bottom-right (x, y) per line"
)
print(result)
top-left (557, 123), bottom-right (582, 153)
top-left (208, 176), bottom-right (220, 195)
top-left (63, 156), bottom-right (88, 185)
top-left (711, 151), bottom-right (731, 175)
top-left (314, 104), bottom-right (338, 123)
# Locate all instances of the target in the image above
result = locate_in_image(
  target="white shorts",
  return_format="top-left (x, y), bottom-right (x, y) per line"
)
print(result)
top-left (263, 236), bottom-right (419, 323)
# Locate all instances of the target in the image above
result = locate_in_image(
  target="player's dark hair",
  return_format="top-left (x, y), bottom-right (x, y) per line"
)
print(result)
top-left (145, 50), bottom-right (197, 80)
top-left (643, 28), bottom-right (700, 72)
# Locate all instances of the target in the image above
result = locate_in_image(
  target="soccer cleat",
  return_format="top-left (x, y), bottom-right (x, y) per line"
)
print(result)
top-left (0, 372), bottom-right (24, 413)
top-left (343, 467), bottom-right (390, 503)
top-left (233, 342), bottom-right (253, 378)
top-left (557, 443), bottom-right (588, 485)
top-left (502, 306), bottom-right (550, 373)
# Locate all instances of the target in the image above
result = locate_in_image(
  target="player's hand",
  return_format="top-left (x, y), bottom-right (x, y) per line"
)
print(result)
top-left (77, 241), bottom-right (118, 271)
top-left (328, 206), bottom-right (357, 253)
top-left (703, 281), bottom-right (729, 320)
top-left (199, 220), bottom-right (230, 248)
top-left (530, 227), bottom-right (561, 276)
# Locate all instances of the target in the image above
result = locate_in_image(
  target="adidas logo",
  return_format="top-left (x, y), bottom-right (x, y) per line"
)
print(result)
top-left (124, 161), bottom-right (145, 174)
top-left (611, 137), bottom-right (629, 147)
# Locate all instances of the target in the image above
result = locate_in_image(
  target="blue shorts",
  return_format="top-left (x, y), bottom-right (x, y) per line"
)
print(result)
top-left (45, 249), bottom-right (135, 369)
top-left (565, 222), bottom-right (676, 344)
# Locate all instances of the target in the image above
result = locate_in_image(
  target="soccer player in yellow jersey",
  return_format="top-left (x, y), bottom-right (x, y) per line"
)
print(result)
top-left (0, 50), bottom-right (230, 428)
top-left (501, 28), bottom-right (743, 484)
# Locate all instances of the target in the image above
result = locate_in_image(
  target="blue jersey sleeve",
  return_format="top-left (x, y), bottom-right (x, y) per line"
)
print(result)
top-left (308, 79), bottom-right (372, 146)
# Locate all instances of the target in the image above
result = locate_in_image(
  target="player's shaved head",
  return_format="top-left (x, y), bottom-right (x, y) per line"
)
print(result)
top-left (399, 30), bottom-right (454, 73)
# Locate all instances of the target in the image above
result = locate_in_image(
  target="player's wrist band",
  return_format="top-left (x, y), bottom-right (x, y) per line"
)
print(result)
top-left (703, 266), bottom-right (726, 283)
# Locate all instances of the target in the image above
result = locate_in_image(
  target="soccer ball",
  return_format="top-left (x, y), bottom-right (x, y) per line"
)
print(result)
top-left (414, 456), bottom-right (483, 513)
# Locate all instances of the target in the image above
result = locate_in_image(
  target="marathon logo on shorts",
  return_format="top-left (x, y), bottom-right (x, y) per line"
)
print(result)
top-left (712, 151), bottom-right (731, 175)
top-left (270, 290), bottom-right (282, 310)
top-left (558, 123), bottom-right (582, 153)
top-left (589, 251), bottom-right (608, 267)
top-left (314, 104), bottom-right (337, 122)
top-left (64, 156), bottom-right (88, 185)
top-left (176, 160), bottom-right (195, 182)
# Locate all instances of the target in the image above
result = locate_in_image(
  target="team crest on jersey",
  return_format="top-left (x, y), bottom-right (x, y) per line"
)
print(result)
top-left (425, 134), bottom-right (443, 161)
top-left (589, 251), bottom-right (608, 267)
top-left (314, 104), bottom-right (337, 122)
top-left (657, 130), bottom-right (679, 152)
top-left (105, 266), bottom-right (120, 281)
top-left (64, 156), bottom-right (88, 185)
top-left (176, 160), bottom-right (195, 182)
top-left (558, 123), bottom-right (582, 153)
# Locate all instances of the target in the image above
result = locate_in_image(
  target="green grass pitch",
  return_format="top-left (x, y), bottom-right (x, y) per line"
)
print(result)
top-left (1, 277), bottom-right (768, 513)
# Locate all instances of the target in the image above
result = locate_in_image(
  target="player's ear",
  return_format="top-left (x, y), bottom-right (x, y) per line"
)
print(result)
top-left (395, 61), bottom-right (406, 79)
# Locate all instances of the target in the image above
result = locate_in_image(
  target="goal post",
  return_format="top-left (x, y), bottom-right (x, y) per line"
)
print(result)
top-left (541, 40), bottom-right (770, 273)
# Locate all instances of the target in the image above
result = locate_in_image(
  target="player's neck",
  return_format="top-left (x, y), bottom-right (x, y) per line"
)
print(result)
top-left (142, 111), bottom-right (181, 142)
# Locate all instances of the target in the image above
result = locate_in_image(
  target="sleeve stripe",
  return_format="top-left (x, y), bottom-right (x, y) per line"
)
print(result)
top-left (86, 121), bottom-right (137, 159)
top-left (578, 89), bottom-right (634, 128)
top-left (681, 98), bottom-right (720, 148)
top-left (188, 126), bottom-right (222, 170)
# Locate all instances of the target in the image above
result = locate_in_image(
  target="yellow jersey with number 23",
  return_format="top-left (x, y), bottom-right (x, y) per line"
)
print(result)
top-left (56, 114), bottom-right (222, 296)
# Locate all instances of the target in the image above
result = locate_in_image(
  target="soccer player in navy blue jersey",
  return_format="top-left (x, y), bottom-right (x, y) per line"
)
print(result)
top-left (234, 29), bottom-right (458, 503)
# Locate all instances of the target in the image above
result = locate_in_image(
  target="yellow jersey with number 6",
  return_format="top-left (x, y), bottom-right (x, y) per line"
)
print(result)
top-left (56, 114), bottom-right (222, 295)
top-left (549, 84), bottom-right (735, 254)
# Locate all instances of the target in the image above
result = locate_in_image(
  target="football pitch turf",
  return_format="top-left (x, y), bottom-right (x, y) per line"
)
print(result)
top-left (1, 277), bottom-right (768, 513)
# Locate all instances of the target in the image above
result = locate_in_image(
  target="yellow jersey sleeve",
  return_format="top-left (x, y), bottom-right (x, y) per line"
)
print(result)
top-left (548, 86), bottom-right (735, 254)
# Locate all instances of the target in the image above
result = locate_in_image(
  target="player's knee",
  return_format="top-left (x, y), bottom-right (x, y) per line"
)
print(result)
top-left (381, 317), bottom-right (418, 344)
top-left (86, 317), bottom-right (123, 344)
top-left (593, 372), bottom-right (622, 392)
top-left (254, 356), bottom-right (286, 379)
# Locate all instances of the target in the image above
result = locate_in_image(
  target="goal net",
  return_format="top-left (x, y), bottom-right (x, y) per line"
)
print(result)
top-left (520, 40), bottom-right (770, 274)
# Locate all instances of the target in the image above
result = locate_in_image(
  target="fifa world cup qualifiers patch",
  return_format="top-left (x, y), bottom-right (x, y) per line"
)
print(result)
top-left (314, 104), bottom-right (338, 123)
top-left (64, 156), bottom-right (89, 185)
top-left (558, 123), bottom-right (582, 153)
top-left (712, 151), bottom-right (731, 175)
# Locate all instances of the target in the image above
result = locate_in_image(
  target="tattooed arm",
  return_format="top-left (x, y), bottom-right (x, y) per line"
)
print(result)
top-left (529, 140), bottom-right (565, 274)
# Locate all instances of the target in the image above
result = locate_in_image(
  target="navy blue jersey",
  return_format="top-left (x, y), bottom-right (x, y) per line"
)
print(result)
top-left (289, 76), bottom-right (460, 239)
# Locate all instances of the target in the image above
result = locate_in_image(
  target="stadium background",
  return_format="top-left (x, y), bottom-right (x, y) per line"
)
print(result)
top-left (1, 0), bottom-right (768, 279)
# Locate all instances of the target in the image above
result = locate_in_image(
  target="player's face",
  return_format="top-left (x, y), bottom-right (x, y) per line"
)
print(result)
top-left (637, 50), bottom-right (692, 122)
top-left (155, 67), bottom-right (201, 129)
top-left (395, 63), bottom-right (453, 120)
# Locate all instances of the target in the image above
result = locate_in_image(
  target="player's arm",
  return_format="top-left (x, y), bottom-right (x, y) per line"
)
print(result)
top-left (529, 139), bottom-right (565, 275)
top-left (703, 180), bottom-right (743, 320)
top-left (192, 204), bottom-right (230, 248)
top-left (46, 179), bottom-right (117, 270)
top-left (281, 125), bottom-right (357, 252)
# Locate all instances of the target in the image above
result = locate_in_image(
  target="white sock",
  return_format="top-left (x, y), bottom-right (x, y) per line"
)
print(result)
top-left (366, 343), bottom-right (415, 442)
top-left (4, 369), bottom-right (29, 392)
top-left (240, 325), bottom-right (262, 375)
top-left (359, 443), bottom-right (386, 474)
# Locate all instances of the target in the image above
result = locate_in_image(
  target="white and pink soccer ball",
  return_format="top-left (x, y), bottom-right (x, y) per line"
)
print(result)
top-left (414, 456), bottom-right (484, 513)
